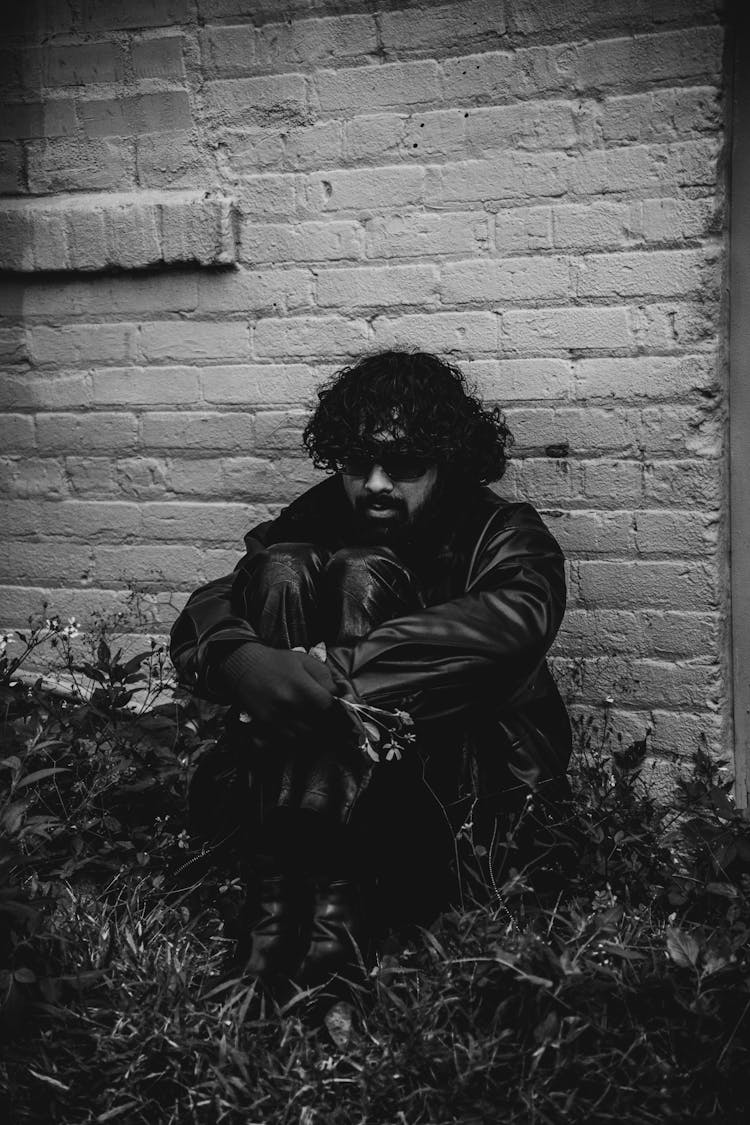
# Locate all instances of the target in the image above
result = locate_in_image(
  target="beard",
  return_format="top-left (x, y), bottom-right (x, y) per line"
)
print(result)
top-left (349, 474), bottom-right (459, 557)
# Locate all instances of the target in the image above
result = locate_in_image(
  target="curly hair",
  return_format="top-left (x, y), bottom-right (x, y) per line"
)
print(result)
top-left (302, 350), bottom-right (513, 485)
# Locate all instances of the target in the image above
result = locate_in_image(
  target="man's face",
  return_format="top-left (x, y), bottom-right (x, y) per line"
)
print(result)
top-left (340, 429), bottom-right (439, 542)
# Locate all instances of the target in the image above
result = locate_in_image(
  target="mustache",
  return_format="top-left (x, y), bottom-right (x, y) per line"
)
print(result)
top-left (355, 496), bottom-right (406, 514)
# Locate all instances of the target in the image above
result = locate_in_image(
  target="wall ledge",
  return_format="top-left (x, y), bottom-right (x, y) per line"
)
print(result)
top-left (0, 190), bottom-right (237, 274)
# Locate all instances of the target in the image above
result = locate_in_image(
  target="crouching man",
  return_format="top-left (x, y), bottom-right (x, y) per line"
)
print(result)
top-left (170, 350), bottom-right (571, 987)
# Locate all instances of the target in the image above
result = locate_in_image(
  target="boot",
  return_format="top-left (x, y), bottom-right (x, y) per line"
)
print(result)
top-left (297, 878), bottom-right (367, 988)
top-left (238, 870), bottom-right (311, 982)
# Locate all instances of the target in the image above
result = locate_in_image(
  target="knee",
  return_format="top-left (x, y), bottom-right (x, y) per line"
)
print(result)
top-left (255, 542), bottom-right (330, 583)
top-left (325, 546), bottom-right (419, 601)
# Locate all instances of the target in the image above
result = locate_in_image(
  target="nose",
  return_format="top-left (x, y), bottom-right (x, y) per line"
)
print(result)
top-left (363, 464), bottom-right (393, 493)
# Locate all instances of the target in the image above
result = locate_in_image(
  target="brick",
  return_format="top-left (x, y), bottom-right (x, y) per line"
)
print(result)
top-left (0, 372), bottom-right (91, 411)
top-left (575, 560), bottom-right (719, 610)
top-left (200, 364), bottom-right (319, 405)
top-left (240, 220), bottom-right (363, 265)
top-left (0, 326), bottom-right (29, 364)
top-left (506, 0), bottom-right (720, 40)
top-left (268, 13), bottom-right (377, 68)
top-left (198, 268), bottom-right (313, 314)
top-left (30, 210), bottom-right (69, 271)
top-left (79, 0), bottom-right (190, 32)
top-left (65, 457), bottom-right (119, 497)
top-left (221, 127), bottom-right (287, 174)
top-left (317, 264), bottom-right (438, 309)
top-left (136, 131), bottom-right (214, 189)
top-left (106, 202), bottom-right (162, 269)
top-left (364, 212), bottom-right (489, 259)
top-left (598, 87), bottom-right (721, 145)
top-left (63, 207), bottom-right (108, 271)
top-left (315, 61), bottom-right (440, 114)
top-left (343, 114), bottom-right (404, 163)
top-left (80, 91), bottom-right (192, 138)
top-left (442, 256), bottom-right (570, 305)
top-left (0, 458), bottom-right (67, 501)
top-left (204, 75), bottom-right (307, 127)
top-left (23, 273), bottom-right (198, 317)
top-left (29, 325), bottom-right (138, 367)
top-left (0, 103), bottom-right (44, 140)
top-left (1, 543), bottom-right (94, 585)
top-left (642, 460), bottom-right (722, 508)
top-left (254, 315), bottom-right (369, 359)
top-left (557, 655), bottom-right (721, 712)
top-left (115, 457), bottom-right (168, 500)
top-left (282, 121), bottom-right (343, 171)
top-left (27, 137), bottom-right (135, 193)
top-left (43, 99), bottom-right (78, 137)
top-left (92, 367), bottom-right (201, 406)
top-left (92, 544), bottom-right (236, 589)
top-left (371, 312), bottom-right (497, 354)
top-left (380, 1), bottom-right (506, 54)
top-left (501, 307), bottom-right (631, 354)
top-left (575, 249), bottom-right (711, 300)
top-left (139, 322), bottom-right (249, 363)
top-left (464, 100), bottom-right (586, 155)
top-left (468, 359), bottom-right (572, 402)
top-left (634, 510), bottom-right (719, 556)
top-left (42, 41), bottom-right (125, 86)
top-left (400, 109), bottom-right (467, 160)
top-left (36, 412), bottom-right (138, 454)
top-left (542, 509), bottom-right (635, 555)
top-left (0, 143), bottom-right (24, 194)
top-left (601, 709), bottom-right (726, 761)
top-left (131, 36), bottom-right (184, 79)
top-left (0, 500), bottom-right (141, 541)
top-left (236, 175), bottom-right (295, 220)
top-left (0, 415), bottom-right (35, 452)
top-left (158, 193), bottom-right (238, 267)
top-left (638, 197), bottom-right (720, 243)
top-left (558, 609), bottom-right (720, 659)
top-left (201, 24), bottom-right (256, 76)
top-left (0, 584), bottom-right (181, 634)
top-left (141, 412), bottom-right (256, 450)
top-left (140, 501), bottom-right (266, 543)
top-left (441, 28), bottom-right (722, 105)
top-left (575, 354), bottom-right (719, 400)
top-left (254, 410), bottom-right (307, 452)
top-left (299, 166), bottom-right (425, 214)
top-left (220, 456), bottom-right (319, 502)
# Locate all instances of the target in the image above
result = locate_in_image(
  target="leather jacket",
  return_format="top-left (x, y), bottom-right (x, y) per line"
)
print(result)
top-left (170, 475), bottom-right (572, 817)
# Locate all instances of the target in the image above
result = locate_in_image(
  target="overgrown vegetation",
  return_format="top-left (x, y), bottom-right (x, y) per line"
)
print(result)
top-left (1, 606), bottom-right (750, 1123)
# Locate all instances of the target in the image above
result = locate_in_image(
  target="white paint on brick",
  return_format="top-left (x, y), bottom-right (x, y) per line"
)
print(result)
top-left (0, 0), bottom-right (732, 793)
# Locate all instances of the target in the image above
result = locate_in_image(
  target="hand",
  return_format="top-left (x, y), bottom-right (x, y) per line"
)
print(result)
top-left (224, 643), bottom-right (339, 743)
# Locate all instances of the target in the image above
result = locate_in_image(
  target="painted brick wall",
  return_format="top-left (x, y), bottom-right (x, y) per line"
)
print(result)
top-left (0, 0), bottom-right (729, 793)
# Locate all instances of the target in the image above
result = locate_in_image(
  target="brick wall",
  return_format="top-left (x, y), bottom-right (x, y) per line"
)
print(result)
top-left (0, 0), bottom-right (729, 794)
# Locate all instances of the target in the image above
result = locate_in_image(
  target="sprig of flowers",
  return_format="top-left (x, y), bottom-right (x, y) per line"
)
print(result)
top-left (238, 641), bottom-right (417, 764)
top-left (307, 641), bottom-right (415, 765)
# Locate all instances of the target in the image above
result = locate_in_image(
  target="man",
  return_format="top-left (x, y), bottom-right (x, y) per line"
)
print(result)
top-left (170, 350), bottom-right (571, 987)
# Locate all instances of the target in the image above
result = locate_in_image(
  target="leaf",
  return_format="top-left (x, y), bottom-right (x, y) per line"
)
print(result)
top-left (13, 966), bottom-right (36, 984)
top-left (324, 1000), bottom-right (354, 1048)
top-left (363, 721), bottom-right (381, 744)
top-left (2, 801), bottom-right (26, 834)
top-left (666, 925), bottom-right (700, 968)
top-left (97, 639), bottom-right (111, 669)
top-left (15, 767), bottom-right (70, 789)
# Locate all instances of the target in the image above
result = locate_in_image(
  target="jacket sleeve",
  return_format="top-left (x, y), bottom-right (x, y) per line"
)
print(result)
top-left (169, 527), bottom-right (274, 701)
top-left (326, 508), bottom-right (566, 724)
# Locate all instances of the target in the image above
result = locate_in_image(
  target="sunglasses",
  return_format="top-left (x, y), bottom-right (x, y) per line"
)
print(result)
top-left (340, 451), bottom-right (434, 481)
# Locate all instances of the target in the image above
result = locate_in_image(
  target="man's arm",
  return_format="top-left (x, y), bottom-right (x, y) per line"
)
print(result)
top-left (326, 506), bottom-right (566, 723)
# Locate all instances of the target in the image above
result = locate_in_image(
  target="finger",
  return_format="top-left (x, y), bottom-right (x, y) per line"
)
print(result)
top-left (296, 653), bottom-right (337, 692)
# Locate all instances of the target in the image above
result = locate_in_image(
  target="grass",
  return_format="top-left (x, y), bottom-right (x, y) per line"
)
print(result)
top-left (2, 608), bottom-right (750, 1123)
